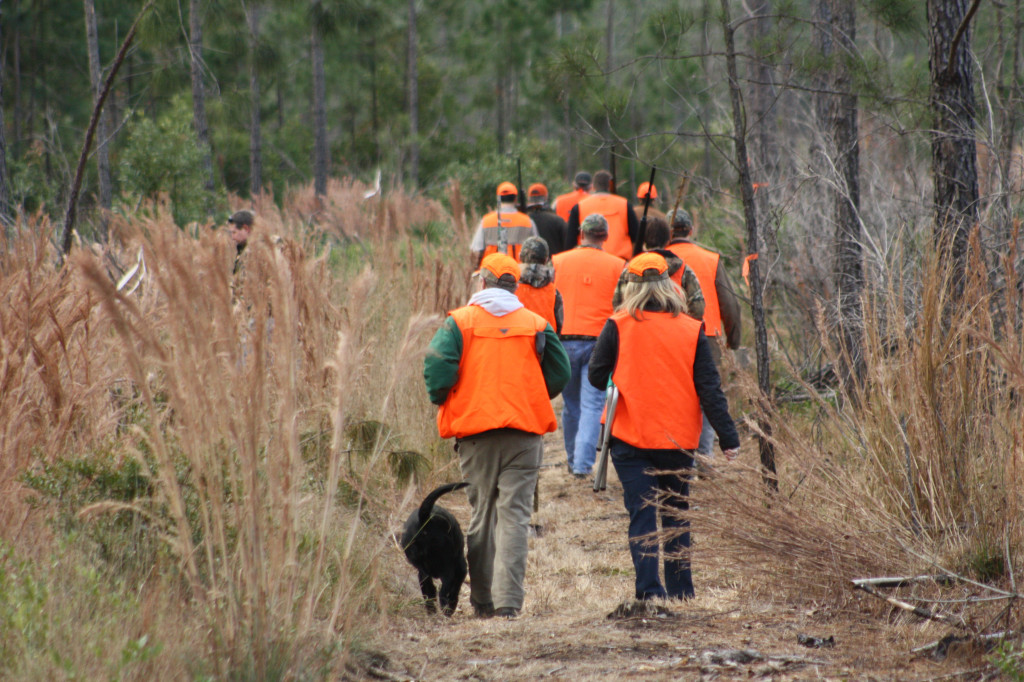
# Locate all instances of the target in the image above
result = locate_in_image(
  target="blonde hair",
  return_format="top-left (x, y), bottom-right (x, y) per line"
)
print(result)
top-left (618, 277), bottom-right (689, 320)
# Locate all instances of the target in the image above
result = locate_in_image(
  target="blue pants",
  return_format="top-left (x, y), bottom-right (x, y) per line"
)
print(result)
top-left (610, 440), bottom-right (694, 600)
top-left (560, 339), bottom-right (605, 474)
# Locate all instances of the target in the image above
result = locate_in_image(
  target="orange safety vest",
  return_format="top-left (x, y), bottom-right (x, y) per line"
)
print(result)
top-left (436, 305), bottom-right (557, 439)
top-left (607, 310), bottom-right (703, 449)
top-left (667, 242), bottom-right (722, 337)
top-left (554, 188), bottom-right (589, 223)
top-left (577, 193), bottom-right (633, 260)
top-left (516, 281), bottom-right (558, 330)
top-left (479, 209), bottom-right (535, 261)
top-left (552, 247), bottom-right (625, 337)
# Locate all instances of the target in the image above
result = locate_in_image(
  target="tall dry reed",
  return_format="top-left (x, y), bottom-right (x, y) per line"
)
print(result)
top-left (1, 178), bottom-right (468, 678)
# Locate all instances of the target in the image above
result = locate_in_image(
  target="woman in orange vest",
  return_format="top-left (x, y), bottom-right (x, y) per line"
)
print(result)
top-left (588, 253), bottom-right (739, 601)
top-left (515, 236), bottom-right (563, 333)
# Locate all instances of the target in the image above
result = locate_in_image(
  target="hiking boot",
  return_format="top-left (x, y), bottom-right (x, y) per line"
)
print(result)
top-left (494, 607), bottom-right (519, 619)
top-left (572, 472), bottom-right (588, 480)
top-left (471, 599), bottom-right (494, 619)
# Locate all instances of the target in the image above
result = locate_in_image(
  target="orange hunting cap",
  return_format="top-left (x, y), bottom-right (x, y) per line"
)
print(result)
top-left (480, 252), bottom-right (521, 282)
top-left (528, 183), bottom-right (548, 197)
top-left (497, 181), bottom-right (518, 197)
top-left (623, 253), bottom-right (669, 282)
top-left (637, 182), bottom-right (657, 200)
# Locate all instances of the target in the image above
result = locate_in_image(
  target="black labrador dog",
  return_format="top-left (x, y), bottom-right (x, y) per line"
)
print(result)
top-left (400, 481), bottom-right (469, 616)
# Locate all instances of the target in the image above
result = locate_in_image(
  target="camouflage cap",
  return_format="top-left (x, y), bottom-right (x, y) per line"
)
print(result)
top-left (580, 213), bottom-right (609, 235)
top-left (519, 236), bottom-right (549, 265)
top-left (623, 253), bottom-right (669, 283)
top-left (666, 208), bottom-right (692, 233)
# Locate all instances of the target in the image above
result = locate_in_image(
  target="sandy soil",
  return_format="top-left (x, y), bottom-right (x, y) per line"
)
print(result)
top-left (369, 428), bottom-right (995, 681)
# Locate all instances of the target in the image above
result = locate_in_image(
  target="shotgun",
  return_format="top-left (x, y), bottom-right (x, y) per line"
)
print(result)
top-left (517, 158), bottom-right (527, 214)
top-left (593, 384), bottom-right (619, 492)
top-left (632, 166), bottom-right (657, 256)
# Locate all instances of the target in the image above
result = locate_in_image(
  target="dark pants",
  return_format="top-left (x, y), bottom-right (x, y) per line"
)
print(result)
top-left (610, 439), bottom-right (694, 600)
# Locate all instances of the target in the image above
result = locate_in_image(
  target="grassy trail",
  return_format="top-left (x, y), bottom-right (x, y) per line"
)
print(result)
top-left (376, 428), bottom-right (973, 681)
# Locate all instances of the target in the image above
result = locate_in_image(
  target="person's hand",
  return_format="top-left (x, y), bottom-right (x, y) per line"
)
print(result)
top-left (722, 448), bottom-right (739, 462)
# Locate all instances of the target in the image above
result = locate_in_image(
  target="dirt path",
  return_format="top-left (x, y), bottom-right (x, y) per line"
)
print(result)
top-left (373, 428), bottom-right (984, 681)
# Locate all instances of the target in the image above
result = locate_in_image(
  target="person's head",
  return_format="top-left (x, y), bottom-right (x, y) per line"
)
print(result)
top-left (479, 253), bottom-right (520, 292)
top-left (496, 181), bottom-right (519, 206)
top-left (573, 171), bottom-right (592, 191)
top-left (227, 210), bottom-right (254, 246)
top-left (519, 236), bottom-right (550, 265)
top-left (592, 170), bottom-right (612, 193)
top-left (527, 183), bottom-right (548, 208)
top-left (618, 253), bottom-right (687, 318)
top-left (580, 213), bottom-right (609, 246)
top-left (643, 216), bottom-right (670, 250)
top-left (666, 208), bottom-right (693, 238)
top-left (637, 182), bottom-right (658, 202)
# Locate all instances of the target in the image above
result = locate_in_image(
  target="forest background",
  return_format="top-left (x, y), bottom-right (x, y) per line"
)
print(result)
top-left (2, 0), bottom-right (1024, 679)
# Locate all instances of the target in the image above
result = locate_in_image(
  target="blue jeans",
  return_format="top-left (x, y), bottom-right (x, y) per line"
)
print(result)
top-left (560, 339), bottom-right (605, 474)
top-left (697, 411), bottom-right (715, 456)
top-left (610, 440), bottom-right (694, 600)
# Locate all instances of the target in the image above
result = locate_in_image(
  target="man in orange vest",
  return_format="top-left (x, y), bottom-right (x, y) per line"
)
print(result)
top-left (470, 182), bottom-right (538, 270)
top-left (553, 171), bottom-right (591, 223)
top-left (665, 208), bottom-right (741, 459)
top-left (567, 170), bottom-right (639, 260)
top-left (552, 214), bottom-right (626, 478)
top-left (424, 253), bottom-right (570, 619)
top-left (633, 182), bottom-right (666, 224)
top-left (516, 236), bottom-right (563, 333)
top-left (588, 252), bottom-right (738, 601)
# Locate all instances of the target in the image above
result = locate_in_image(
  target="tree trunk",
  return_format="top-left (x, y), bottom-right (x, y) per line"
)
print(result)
top-left (84, 0), bottom-right (111, 240)
top-left (604, 0), bottom-right (614, 170)
top-left (0, 4), bottom-right (13, 232)
top-left (311, 0), bottom-right (329, 198)
top-left (407, 0), bottom-right (419, 189)
top-left (247, 4), bottom-right (263, 197)
top-left (748, 0), bottom-right (778, 252)
top-left (927, 0), bottom-right (981, 294)
top-left (815, 0), bottom-right (863, 386)
top-left (720, 0), bottom-right (777, 491)
top-left (189, 0), bottom-right (215, 211)
top-left (496, 62), bottom-right (506, 155)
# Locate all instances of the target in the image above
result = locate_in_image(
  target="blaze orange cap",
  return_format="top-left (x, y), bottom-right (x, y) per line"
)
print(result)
top-left (497, 181), bottom-right (518, 197)
top-left (480, 253), bottom-right (520, 281)
top-left (637, 182), bottom-right (657, 200)
top-left (623, 253), bottom-right (669, 282)
top-left (528, 183), bottom-right (547, 197)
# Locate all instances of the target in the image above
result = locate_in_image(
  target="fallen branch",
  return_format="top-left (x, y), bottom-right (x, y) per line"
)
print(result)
top-left (853, 583), bottom-right (968, 630)
top-left (911, 630), bottom-right (1016, 655)
top-left (851, 575), bottom-right (954, 589)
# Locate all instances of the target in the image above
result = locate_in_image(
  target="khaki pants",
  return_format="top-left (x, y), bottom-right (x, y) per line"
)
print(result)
top-left (458, 429), bottom-right (542, 611)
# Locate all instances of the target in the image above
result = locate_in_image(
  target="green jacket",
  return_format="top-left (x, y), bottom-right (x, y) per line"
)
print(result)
top-left (424, 311), bottom-right (570, 407)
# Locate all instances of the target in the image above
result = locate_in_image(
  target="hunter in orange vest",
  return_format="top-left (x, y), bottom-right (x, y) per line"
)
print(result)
top-left (665, 208), bottom-right (742, 458)
top-left (551, 213), bottom-right (626, 477)
top-left (567, 170), bottom-right (640, 260)
top-left (470, 182), bottom-right (538, 270)
top-left (553, 171), bottom-right (592, 223)
top-left (588, 252), bottom-right (738, 601)
top-left (424, 253), bottom-right (569, 618)
top-left (515, 236), bottom-right (563, 333)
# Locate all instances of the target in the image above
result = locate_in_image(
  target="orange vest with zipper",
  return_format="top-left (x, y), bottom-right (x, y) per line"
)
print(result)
top-left (552, 247), bottom-right (625, 337)
top-left (667, 242), bottom-right (722, 336)
top-left (480, 209), bottom-right (535, 261)
top-left (554, 188), bottom-right (589, 223)
top-left (576, 193), bottom-right (632, 260)
top-left (436, 305), bottom-right (557, 439)
top-left (607, 310), bottom-right (703, 449)
top-left (516, 281), bottom-right (558, 330)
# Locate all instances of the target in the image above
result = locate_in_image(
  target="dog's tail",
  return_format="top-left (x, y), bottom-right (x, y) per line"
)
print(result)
top-left (418, 481), bottom-right (469, 524)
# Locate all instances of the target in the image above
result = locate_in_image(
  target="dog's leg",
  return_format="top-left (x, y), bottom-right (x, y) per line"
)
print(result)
top-left (438, 560), bottom-right (468, 617)
top-left (418, 570), bottom-right (438, 613)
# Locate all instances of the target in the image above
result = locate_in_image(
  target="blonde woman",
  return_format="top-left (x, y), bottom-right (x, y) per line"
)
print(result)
top-left (588, 253), bottom-right (739, 601)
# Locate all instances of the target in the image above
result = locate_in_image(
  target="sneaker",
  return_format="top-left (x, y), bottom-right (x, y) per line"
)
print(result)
top-left (572, 472), bottom-right (588, 480)
top-left (494, 607), bottom-right (519, 619)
